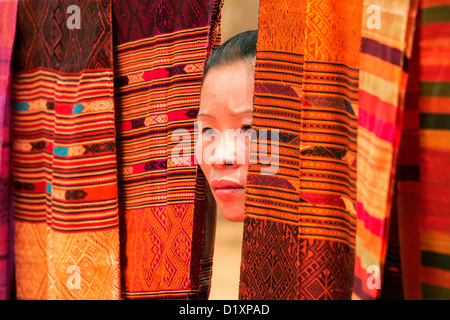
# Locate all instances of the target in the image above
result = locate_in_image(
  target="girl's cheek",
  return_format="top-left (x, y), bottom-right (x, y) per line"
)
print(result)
top-left (198, 138), bottom-right (216, 173)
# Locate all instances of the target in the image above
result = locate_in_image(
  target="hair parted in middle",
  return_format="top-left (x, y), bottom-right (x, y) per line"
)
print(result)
top-left (203, 30), bottom-right (258, 82)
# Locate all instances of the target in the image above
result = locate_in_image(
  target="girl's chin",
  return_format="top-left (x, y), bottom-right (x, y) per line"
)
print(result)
top-left (217, 203), bottom-right (244, 222)
top-left (222, 213), bottom-right (244, 222)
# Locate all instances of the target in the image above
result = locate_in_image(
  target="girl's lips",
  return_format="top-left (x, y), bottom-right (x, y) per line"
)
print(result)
top-left (213, 187), bottom-right (245, 199)
top-left (210, 179), bottom-right (245, 199)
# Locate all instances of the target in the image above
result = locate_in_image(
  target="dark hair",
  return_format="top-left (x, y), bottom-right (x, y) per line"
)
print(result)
top-left (203, 30), bottom-right (258, 79)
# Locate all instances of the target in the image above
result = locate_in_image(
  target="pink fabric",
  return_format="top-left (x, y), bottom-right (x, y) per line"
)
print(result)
top-left (0, 0), bottom-right (18, 300)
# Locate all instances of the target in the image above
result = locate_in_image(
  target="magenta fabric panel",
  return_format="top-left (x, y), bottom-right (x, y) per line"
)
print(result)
top-left (0, 0), bottom-right (18, 300)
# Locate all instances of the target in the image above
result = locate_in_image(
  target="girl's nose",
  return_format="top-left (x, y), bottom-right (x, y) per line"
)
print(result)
top-left (213, 131), bottom-right (243, 168)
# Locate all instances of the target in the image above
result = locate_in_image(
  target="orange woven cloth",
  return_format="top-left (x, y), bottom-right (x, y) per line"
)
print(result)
top-left (10, 0), bottom-right (223, 300)
top-left (113, 0), bottom-right (223, 299)
top-left (239, 0), bottom-right (363, 299)
top-left (11, 0), bottom-right (120, 299)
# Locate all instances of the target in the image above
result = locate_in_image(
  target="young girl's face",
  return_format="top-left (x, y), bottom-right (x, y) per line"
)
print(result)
top-left (197, 60), bottom-right (254, 222)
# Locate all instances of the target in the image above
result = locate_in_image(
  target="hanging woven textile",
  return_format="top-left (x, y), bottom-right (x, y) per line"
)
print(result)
top-left (395, 0), bottom-right (450, 300)
top-left (0, 0), bottom-right (18, 300)
top-left (239, 0), bottom-right (363, 299)
top-left (353, 0), bottom-right (450, 300)
top-left (11, 0), bottom-right (121, 299)
top-left (352, 0), bottom-right (419, 299)
top-left (5, 0), bottom-right (448, 301)
top-left (411, 0), bottom-right (450, 299)
top-left (112, 0), bottom-right (223, 299)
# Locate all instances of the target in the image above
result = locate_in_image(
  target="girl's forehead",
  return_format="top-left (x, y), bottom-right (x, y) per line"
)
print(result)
top-left (199, 64), bottom-right (254, 115)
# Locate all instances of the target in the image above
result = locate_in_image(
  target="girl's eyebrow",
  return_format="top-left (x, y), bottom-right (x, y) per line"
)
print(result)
top-left (197, 112), bottom-right (212, 118)
top-left (198, 109), bottom-right (252, 118)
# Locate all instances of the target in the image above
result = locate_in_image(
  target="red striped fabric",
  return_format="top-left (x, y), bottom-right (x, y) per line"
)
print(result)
top-left (353, 0), bottom-right (419, 299)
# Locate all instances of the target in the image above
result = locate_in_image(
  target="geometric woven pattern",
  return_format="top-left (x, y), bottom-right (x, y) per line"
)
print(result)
top-left (5, 0), bottom-right (448, 301)
top-left (113, 0), bottom-right (223, 299)
top-left (240, 0), bottom-right (362, 300)
top-left (11, 0), bottom-right (120, 299)
top-left (240, 219), bottom-right (298, 300)
top-left (299, 238), bottom-right (354, 300)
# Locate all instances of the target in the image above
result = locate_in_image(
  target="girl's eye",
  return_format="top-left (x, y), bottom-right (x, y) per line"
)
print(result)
top-left (241, 124), bottom-right (252, 133)
top-left (202, 128), bottom-right (216, 136)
